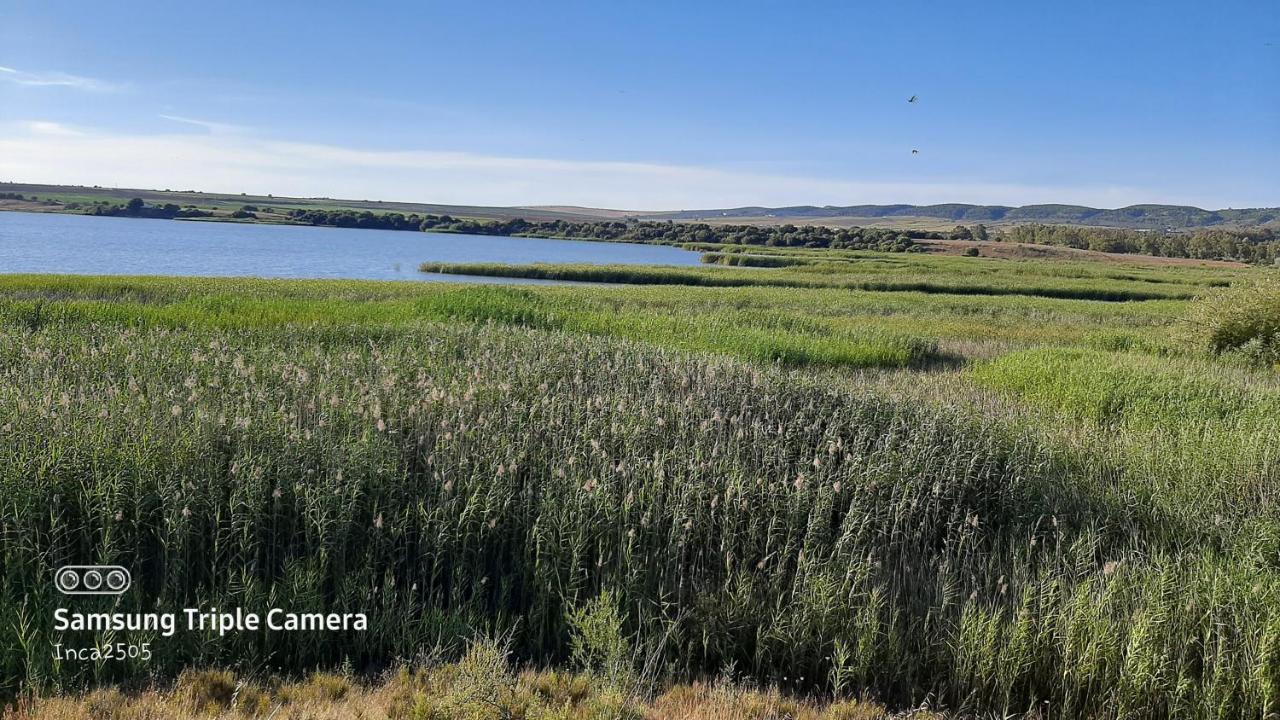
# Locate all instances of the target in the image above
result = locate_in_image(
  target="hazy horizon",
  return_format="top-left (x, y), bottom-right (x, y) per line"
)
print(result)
top-left (3, 179), bottom-right (1276, 214)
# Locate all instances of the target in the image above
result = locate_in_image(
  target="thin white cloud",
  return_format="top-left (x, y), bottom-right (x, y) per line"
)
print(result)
top-left (158, 114), bottom-right (248, 135)
top-left (0, 65), bottom-right (118, 92)
top-left (0, 120), bottom-right (1241, 209)
top-left (23, 121), bottom-right (85, 137)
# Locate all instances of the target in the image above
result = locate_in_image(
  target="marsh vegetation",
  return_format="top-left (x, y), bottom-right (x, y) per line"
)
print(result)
top-left (1, 248), bottom-right (1278, 718)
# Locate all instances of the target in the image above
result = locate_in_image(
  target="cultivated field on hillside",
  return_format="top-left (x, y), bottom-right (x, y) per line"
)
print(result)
top-left (0, 183), bottom-right (612, 223)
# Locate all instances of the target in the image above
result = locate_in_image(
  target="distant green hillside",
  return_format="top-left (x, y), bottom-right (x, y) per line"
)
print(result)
top-left (645, 203), bottom-right (1280, 229)
top-left (4, 181), bottom-right (1275, 231)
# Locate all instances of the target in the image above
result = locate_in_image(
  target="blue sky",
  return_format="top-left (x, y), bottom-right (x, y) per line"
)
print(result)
top-left (1, 0), bottom-right (1276, 209)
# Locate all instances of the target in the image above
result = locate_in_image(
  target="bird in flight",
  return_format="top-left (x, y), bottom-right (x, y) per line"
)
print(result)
top-left (911, 149), bottom-right (919, 155)
top-left (908, 95), bottom-right (918, 103)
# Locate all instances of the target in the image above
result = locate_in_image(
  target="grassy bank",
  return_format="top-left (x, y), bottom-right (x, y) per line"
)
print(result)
top-left (419, 257), bottom-right (1226, 302)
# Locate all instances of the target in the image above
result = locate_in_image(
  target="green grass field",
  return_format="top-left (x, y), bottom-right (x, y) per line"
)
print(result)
top-left (2, 250), bottom-right (1279, 719)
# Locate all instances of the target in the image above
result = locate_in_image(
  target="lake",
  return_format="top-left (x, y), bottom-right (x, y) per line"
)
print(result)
top-left (0, 211), bottom-right (701, 281)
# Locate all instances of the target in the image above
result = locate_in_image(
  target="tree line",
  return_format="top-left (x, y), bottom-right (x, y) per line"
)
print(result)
top-left (991, 223), bottom-right (1279, 264)
top-left (72, 200), bottom-right (1280, 263)
top-left (286, 208), bottom-right (942, 251)
top-left (85, 198), bottom-right (212, 219)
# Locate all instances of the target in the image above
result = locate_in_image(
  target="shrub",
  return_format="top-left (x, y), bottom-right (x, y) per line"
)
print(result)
top-left (1187, 275), bottom-right (1280, 365)
top-left (176, 669), bottom-right (237, 713)
top-left (277, 672), bottom-right (352, 703)
top-left (83, 688), bottom-right (127, 718)
top-left (452, 635), bottom-right (521, 717)
top-left (567, 591), bottom-right (634, 690)
top-left (576, 688), bottom-right (643, 720)
top-left (823, 699), bottom-right (888, 719)
top-left (525, 670), bottom-right (594, 706)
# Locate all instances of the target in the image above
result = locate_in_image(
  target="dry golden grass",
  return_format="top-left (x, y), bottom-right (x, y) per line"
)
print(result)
top-left (0, 668), bottom-right (952, 720)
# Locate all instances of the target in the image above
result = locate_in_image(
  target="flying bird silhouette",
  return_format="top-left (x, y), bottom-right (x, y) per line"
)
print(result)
top-left (908, 98), bottom-right (920, 154)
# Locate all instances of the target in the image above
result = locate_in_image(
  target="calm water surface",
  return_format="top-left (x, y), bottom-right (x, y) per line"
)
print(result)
top-left (0, 211), bottom-right (701, 282)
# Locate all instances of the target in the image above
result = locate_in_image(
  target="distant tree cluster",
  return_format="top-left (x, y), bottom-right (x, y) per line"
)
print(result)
top-left (287, 208), bottom-right (939, 250)
top-left (949, 224), bottom-right (990, 242)
top-left (995, 224), bottom-right (1280, 264)
top-left (287, 208), bottom-right (426, 231)
top-left (530, 220), bottom-right (936, 251)
top-left (84, 198), bottom-right (211, 219)
top-left (0, 192), bottom-right (26, 200)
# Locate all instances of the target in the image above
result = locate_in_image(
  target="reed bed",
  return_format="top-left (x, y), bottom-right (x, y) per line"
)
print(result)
top-left (0, 262), bottom-right (1277, 718)
top-left (0, 311), bottom-right (1277, 717)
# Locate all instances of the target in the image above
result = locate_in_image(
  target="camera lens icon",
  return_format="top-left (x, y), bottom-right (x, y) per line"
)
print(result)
top-left (56, 568), bottom-right (81, 593)
top-left (105, 569), bottom-right (129, 591)
top-left (55, 566), bottom-right (131, 595)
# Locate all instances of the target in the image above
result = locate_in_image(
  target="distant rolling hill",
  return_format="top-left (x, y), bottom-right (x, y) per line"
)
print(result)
top-left (639, 203), bottom-right (1280, 230)
top-left (3, 182), bottom-right (1275, 231)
